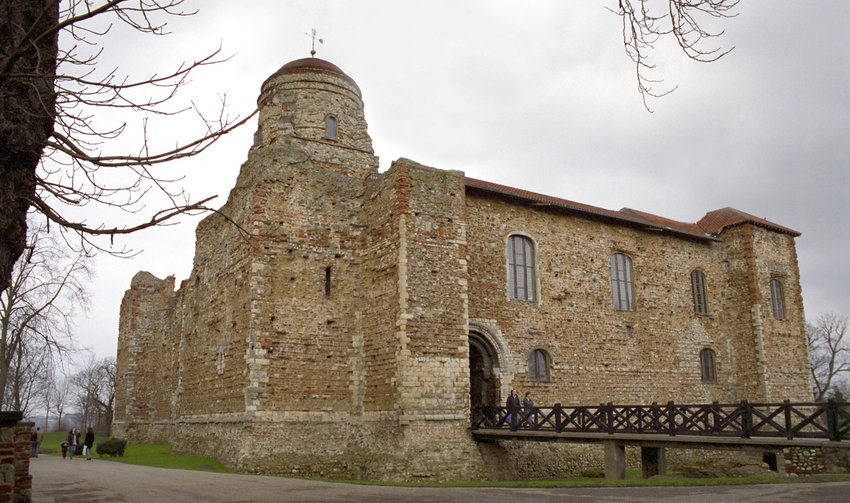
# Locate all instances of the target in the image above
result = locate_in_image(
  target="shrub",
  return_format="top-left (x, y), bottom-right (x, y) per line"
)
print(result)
top-left (96, 438), bottom-right (127, 457)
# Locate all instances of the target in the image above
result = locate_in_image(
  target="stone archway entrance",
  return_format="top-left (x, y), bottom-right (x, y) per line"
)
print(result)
top-left (469, 331), bottom-right (500, 409)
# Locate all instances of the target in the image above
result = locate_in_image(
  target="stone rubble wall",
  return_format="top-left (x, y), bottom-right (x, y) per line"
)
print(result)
top-left (114, 57), bottom-right (814, 481)
top-left (0, 420), bottom-right (32, 503)
top-left (463, 191), bottom-right (812, 406)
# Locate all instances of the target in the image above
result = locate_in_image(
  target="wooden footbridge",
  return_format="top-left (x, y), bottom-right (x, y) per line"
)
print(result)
top-left (470, 400), bottom-right (850, 479)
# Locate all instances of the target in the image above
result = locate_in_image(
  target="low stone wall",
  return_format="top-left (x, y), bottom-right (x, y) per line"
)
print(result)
top-left (0, 413), bottom-right (31, 503)
top-left (121, 417), bottom-right (490, 482)
top-left (783, 447), bottom-right (826, 474)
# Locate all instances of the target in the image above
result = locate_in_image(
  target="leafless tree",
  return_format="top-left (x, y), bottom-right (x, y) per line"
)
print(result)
top-left (52, 373), bottom-right (71, 431)
top-left (0, 219), bottom-right (89, 409)
top-left (0, 0), bottom-right (256, 294)
top-left (41, 365), bottom-right (58, 430)
top-left (612, 0), bottom-right (738, 110)
top-left (72, 356), bottom-right (115, 433)
top-left (2, 334), bottom-right (53, 415)
top-left (808, 312), bottom-right (850, 401)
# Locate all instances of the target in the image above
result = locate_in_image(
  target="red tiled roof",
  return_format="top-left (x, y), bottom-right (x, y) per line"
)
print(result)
top-left (464, 177), bottom-right (800, 240)
top-left (464, 177), bottom-right (717, 241)
top-left (698, 207), bottom-right (800, 237)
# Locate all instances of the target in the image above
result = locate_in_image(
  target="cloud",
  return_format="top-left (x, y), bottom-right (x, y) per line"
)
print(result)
top-left (69, 1), bottom-right (849, 357)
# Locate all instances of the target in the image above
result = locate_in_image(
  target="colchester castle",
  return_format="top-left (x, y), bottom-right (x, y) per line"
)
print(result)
top-left (114, 56), bottom-right (813, 480)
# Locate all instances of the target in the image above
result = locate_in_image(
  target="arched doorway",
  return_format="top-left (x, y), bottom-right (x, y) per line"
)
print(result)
top-left (469, 331), bottom-right (500, 409)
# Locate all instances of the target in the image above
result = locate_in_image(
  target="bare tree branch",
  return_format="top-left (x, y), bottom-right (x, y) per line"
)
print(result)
top-left (611, 0), bottom-right (738, 111)
top-left (808, 312), bottom-right (850, 400)
top-left (0, 0), bottom-right (255, 293)
top-left (0, 219), bottom-right (90, 410)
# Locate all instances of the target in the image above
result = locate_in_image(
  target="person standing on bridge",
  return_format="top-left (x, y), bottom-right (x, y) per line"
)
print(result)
top-left (523, 392), bottom-right (534, 428)
top-left (506, 389), bottom-right (520, 431)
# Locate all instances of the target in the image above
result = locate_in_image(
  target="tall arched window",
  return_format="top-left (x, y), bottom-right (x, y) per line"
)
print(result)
top-left (508, 234), bottom-right (536, 301)
top-left (529, 349), bottom-right (549, 382)
top-left (324, 115), bottom-right (338, 140)
top-left (770, 278), bottom-right (786, 319)
top-left (691, 270), bottom-right (709, 315)
top-left (609, 253), bottom-right (635, 311)
top-left (699, 348), bottom-right (717, 382)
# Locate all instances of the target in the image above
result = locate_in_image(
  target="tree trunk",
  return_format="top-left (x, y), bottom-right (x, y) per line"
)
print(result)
top-left (0, 0), bottom-right (59, 293)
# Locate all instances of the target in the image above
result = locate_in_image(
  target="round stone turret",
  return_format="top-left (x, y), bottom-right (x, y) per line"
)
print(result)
top-left (255, 57), bottom-right (379, 179)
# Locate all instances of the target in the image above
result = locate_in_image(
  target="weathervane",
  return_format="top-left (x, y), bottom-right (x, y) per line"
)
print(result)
top-left (305, 28), bottom-right (323, 57)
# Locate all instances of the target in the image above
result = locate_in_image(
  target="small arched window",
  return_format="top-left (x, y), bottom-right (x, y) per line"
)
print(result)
top-left (699, 348), bottom-right (716, 383)
top-left (324, 116), bottom-right (338, 140)
top-left (691, 270), bottom-right (709, 315)
top-left (609, 253), bottom-right (635, 311)
top-left (770, 279), bottom-right (786, 319)
top-left (529, 349), bottom-right (549, 382)
top-left (508, 234), bottom-right (536, 301)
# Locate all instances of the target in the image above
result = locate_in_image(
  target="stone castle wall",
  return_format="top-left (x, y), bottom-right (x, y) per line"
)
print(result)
top-left (464, 192), bottom-right (811, 406)
top-left (114, 57), bottom-right (813, 481)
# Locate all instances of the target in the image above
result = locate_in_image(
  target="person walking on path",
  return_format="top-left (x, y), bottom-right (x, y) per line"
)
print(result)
top-left (67, 428), bottom-right (79, 459)
top-left (84, 427), bottom-right (95, 460)
top-left (34, 427), bottom-right (43, 457)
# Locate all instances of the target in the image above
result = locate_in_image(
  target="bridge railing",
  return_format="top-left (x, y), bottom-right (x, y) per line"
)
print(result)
top-left (471, 399), bottom-right (850, 441)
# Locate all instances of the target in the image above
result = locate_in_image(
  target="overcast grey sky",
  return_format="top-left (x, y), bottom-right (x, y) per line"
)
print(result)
top-left (66, 1), bottom-right (849, 359)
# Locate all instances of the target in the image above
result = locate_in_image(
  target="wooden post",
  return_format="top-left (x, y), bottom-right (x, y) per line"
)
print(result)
top-left (742, 400), bottom-right (752, 439)
top-left (784, 399), bottom-right (793, 440)
top-left (554, 403), bottom-right (563, 432)
top-left (667, 401), bottom-right (677, 436)
top-left (827, 399), bottom-right (838, 441)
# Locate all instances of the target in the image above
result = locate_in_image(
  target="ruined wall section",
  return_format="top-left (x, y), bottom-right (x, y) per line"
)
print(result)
top-left (465, 192), bottom-right (771, 406)
top-left (241, 151), bottom-right (367, 416)
top-left (707, 224), bottom-right (811, 402)
top-left (115, 272), bottom-right (178, 426)
top-left (742, 225), bottom-right (811, 401)
top-left (387, 159), bottom-right (471, 422)
top-left (354, 169), bottom-right (404, 415)
top-left (175, 171), bottom-right (256, 418)
top-left (385, 159), bottom-right (487, 480)
top-left (704, 224), bottom-right (764, 400)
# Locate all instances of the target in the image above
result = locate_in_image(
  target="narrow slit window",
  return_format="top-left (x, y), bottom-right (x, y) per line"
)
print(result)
top-left (325, 116), bottom-right (338, 140)
top-left (324, 266), bottom-right (331, 296)
top-left (699, 348), bottom-right (717, 382)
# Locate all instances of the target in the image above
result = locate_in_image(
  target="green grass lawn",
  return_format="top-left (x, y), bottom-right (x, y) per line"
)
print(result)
top-left (38, 431), bottom-right (228, 473)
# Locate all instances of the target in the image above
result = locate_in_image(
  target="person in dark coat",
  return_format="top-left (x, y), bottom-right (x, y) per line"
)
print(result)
top-left (67, 428), bottom-right (79, 459)
top-left (506, 389), bottom-right (520, 431)
top-left (84, 427), bottom-right (95, 460)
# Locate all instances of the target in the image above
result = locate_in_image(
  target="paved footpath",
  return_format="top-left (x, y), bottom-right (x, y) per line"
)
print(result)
top-left (29, 455), bottom-right (850, 503)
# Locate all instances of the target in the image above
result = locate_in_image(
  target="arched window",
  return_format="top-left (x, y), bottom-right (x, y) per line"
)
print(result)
top-left (508, 234), bottom-right (536, 301)
top-left (770, 279), bottom-right (786, 319)
top-left (324, 116), bottom-right (338, 140)
top-left (529, 349), bottom-right (549, 382)
top-left (609, 253), bottom-right (635, 311)
top-left (691, 270), bottom-right (709, 315)
top-left (699, 348), bottom-right (716, 383)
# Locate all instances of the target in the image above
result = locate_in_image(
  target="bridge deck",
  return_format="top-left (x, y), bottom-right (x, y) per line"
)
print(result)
top-left (471, 428), bottom-right (850, 449)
